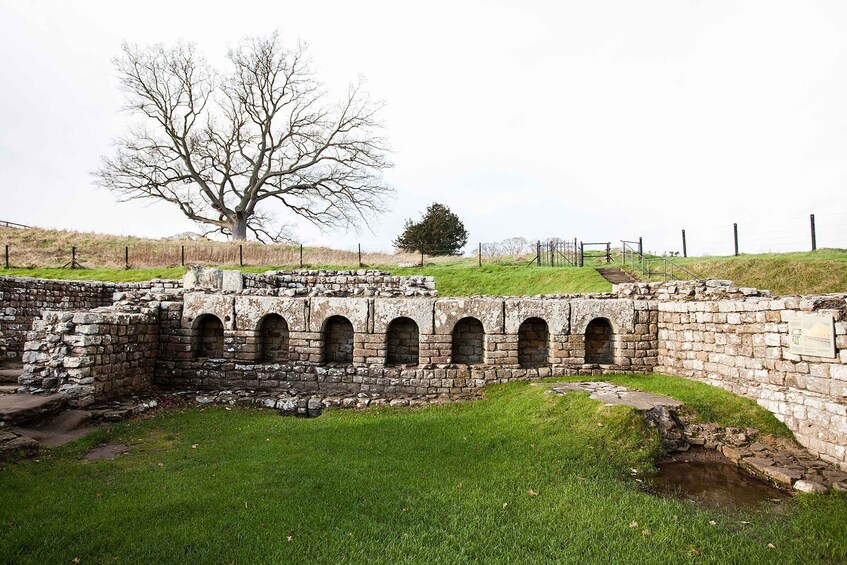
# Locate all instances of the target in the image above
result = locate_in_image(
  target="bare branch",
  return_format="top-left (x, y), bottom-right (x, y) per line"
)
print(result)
top-left (94, 32), bottom-right (392, 241)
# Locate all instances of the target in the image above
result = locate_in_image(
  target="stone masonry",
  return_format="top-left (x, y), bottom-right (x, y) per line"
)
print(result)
top-left (3, 271), bottom-right (846, 470)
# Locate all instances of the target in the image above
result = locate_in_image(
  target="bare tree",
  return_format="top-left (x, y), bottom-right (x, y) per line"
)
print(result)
top-left (94, 33), bottom-right (392, 241)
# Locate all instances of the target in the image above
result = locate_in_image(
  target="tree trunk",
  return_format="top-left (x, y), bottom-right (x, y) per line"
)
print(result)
top-left (231, 216), bottom-right (248, 241)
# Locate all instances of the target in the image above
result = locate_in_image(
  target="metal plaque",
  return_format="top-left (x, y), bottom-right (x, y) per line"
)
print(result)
top-left (787, 313), bottom-right (836, 358)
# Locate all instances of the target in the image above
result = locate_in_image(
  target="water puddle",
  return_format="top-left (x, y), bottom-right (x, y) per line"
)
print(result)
top-left (649, 461), bottom-right (790, 510)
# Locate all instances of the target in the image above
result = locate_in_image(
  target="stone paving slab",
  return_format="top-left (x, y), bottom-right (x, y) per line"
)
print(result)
top-left (541, 381), bottom-right (684, 410)
top-left (0, 393), bottom-right (67, 427)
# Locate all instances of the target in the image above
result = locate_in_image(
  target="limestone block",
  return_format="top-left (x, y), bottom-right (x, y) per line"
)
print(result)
top-left (504, 299), bottom-right (570, 334)
top-left (183, 266), bottom-right (223, 290)
top-left (309, 297), bottom-right (370, 333)
top-left (433, 298), bottom-right (504, 335)
top-left (373, 298), bottom-right (436, 334)
top-left (570, 299), bottom-right (635, 334)
top-left (233, 296), bottom-right (308, 331)
top-left (182, 293), bottom-right (235, 329)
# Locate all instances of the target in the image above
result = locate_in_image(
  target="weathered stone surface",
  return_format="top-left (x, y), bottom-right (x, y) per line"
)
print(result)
top-left (434, 298), bottom-right (505, 335)
top-left (570, 299), bottom-right (636, 334)
top-left (373, 298), bottom-right (437, 334)
top-left (233, 296), bottom-right (308, 332)
top-left (309, 297), bottom-right (370, 333)
top-left (0, 393), bottom-right (67, 426)
top-left (504, 299), bottom-right (570, 334)
top-left (794, 480), bottom-right (828, 494)
top-left (183, 293), bottom-right (234, 330)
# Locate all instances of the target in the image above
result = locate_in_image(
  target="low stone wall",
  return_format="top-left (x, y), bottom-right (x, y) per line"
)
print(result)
top-left (242, 269), bottom-right (437, 297)
top-left (0, 276), bottom-right (180, 363)
top-left (19, 307), bottom-right (159, 406)
top-left (152, 292), bottom-right (659, 397)
top-left (653, 281), bottom-right (847, 468)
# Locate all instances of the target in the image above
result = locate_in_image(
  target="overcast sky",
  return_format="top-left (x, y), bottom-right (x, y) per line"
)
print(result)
top-left (1, 0), bottom-right (846, 256)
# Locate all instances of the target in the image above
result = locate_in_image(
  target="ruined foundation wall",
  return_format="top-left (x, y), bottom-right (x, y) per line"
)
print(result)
top-left (0, 276), bottom-right (179, 363)
top-left (19, 308), bottom-right (159, 406)
top-left (241, 270), bottom-right (437, 297)
top-left (153, 292), bottom-right (659, 398)
top-left (650, 281), bottom-right (847, 468)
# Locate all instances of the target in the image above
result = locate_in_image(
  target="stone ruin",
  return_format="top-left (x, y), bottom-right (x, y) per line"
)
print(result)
top-left (1, 269), bottom-right (846, 472)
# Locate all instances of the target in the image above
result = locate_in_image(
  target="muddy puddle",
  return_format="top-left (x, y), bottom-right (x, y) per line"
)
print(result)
top-left (649, 460), bottom-right (790, 510)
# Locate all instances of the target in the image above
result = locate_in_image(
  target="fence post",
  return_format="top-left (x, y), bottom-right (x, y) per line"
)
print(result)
top-left (4, 244), bottom-right (8, 269)
top-left (478, 242), bottom-right (481, 267)
top-left (638, 237), bottom-right (643, 256)
top-left (181, 245), bottom-right (185, 267)
top-left (536, 241), bottom-right (541, 267)
top-left (681, 229), bottom-right (687, 258)
top-left (810, 214), bottom-right (817, 251)
top-left (299, 244), bottom-right (303, 268)
top-left (71, 247), bottom-right (76, 270)
top-left (420, 243), bottom-right (424, 267)
top-left (733, 223), bottom-right (739, 256)
top-left (579, 242), bottom-right (584, 267)
top-left (125, 246), bottom-right (129, 270)
top-left (358, 243), bottom-right (362, 268)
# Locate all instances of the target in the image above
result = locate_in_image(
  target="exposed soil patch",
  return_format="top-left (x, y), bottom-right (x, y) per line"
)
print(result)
top-left (84, 443), bottom-right (130, 460)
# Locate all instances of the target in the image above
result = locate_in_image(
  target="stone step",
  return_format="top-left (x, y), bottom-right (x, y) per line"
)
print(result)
top-left (595, 267), bottom-right (638, 284)
top-left (0, 393), bottom-right (68, 427)
top-left (10, 410), bottom-right (96, 448)
top-left (0, 368), bottom-right (24, 384)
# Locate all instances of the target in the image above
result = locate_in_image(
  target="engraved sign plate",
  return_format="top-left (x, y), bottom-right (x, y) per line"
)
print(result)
top-left (788, 313), bottom-right (836, 358)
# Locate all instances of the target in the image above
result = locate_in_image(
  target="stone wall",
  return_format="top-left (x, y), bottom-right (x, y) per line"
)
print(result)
top-left (153, 292), bottom-right (658, 399)
top-left (650, 280), bottom-right (847, 468)
top-left (0, 276), bottom-right (179, 363)
top-left (242, 269), bottom-right (437, 297)
top-left (19, 308), bottom-right (159, 406)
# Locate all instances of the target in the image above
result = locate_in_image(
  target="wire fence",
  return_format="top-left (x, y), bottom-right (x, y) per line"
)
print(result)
top-left (0, 231), bottom-right (471, 270)
top-left (1, 210), bottom-right (844, 271)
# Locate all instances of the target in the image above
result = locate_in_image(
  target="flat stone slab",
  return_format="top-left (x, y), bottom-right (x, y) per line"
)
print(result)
top-left (0, 368), bottom-right (23, 384)
top-left (0, 393), bottom-right (68, 426)
top-left (543, 382), bottom-right (684, 410)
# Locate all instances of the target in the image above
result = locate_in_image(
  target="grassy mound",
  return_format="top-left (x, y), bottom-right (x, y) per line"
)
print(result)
top-left (674, 249), bottom-right (847, 295)
top-left (1, 377), bottom-right (845, 563)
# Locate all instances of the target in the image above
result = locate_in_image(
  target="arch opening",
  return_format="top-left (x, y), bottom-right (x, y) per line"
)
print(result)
top-left (194, 314), bottom-right (224, 358)
top-left (259, 314), bottom-right (289, 362)
top-left (386, 317), bottom-right (420, 366)
top-left (518, 317), bottom-right (549, 368)
top-left (451, 317), bottom-right (484, 365)
top-left (585, 318), bottom-right (614, 364)
top-left (323, 316), bottom-right (354, 364)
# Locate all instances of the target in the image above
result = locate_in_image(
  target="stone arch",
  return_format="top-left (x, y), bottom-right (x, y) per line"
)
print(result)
top-left (258, 314), bottom-right (289, 362)
top-left (386, 317), bottom-right (420, 366)
top-left (322, 315), bottom-right (354, 364)
top-left (452, 317), bottom-right (484, 365)
top-left (518, 317), bottom-right (549, 368)
top-left (194, 314), bottom-right (224, 358)
top-left (585, 317), bottom-right (614, 364)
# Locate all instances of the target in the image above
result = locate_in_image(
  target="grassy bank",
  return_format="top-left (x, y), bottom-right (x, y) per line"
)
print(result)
top-left (0, 264), bottom-right (613, 296)
top-left (1, 378), bottom-right (845, 564)
top-left (672, 249), bottom-right (847, 295)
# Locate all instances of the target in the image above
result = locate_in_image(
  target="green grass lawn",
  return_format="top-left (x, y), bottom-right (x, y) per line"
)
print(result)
top-left (669, 249), bottom-right (847, 295)
top-left (4, 248), bottom-right (847, 295)
top-left (0, 264), bottom-right (612, 296)
top-left (1, 378), bottom-right (845, 564)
